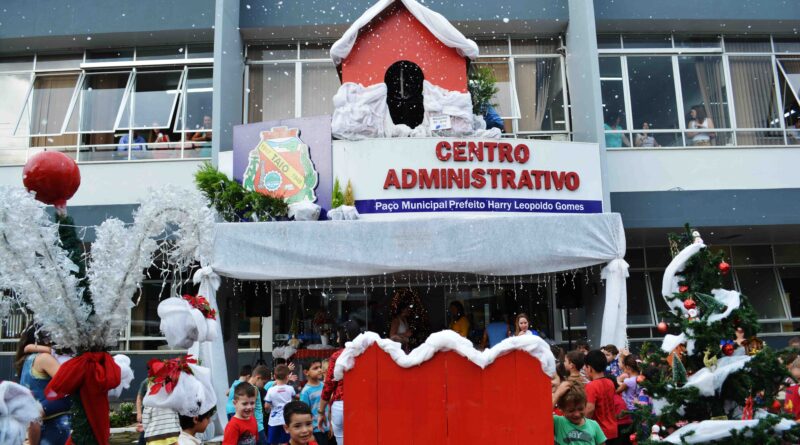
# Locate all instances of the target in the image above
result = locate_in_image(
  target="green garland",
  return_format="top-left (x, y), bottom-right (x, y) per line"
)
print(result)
top-left (194, 162), bottom-right (288, 222)
top-left (70, 394), bottom-right (98, 445)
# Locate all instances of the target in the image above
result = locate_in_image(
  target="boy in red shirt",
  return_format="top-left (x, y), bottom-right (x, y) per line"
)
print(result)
top-left (584, 350), bottom-right (618, 443)
top-left (224, 382), bottom-right (259, 445)
top-left (283, 401), bottom-right (319, 445)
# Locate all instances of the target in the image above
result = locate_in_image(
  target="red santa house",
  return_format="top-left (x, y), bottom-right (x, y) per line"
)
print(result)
top-left (330, 0), bottom-right (501, 139)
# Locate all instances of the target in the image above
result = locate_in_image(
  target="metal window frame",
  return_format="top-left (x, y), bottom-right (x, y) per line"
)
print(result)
top-left (13, 71), bottom-right (82, 137)
top-left (60, 70), bottom-right (134, 135)
top-left (114, 68), bottom-right (186, 131)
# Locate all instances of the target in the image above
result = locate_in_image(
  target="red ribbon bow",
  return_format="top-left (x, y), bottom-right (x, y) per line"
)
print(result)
top-left (45, 351), bottom-right (121, 445)
top-left (148, 355), bottom-right (197, 395)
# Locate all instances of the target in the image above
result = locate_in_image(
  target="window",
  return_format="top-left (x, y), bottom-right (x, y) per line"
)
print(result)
top-left (627, 56), bottom-right (680, 147)
top-left (515, 58), bottom-right (565, 132)
top-left (301, 63), bottom-right (340, 117)
top-left (736, 268), bottom-right (786, 319)
top-left (0, 73), bottom-right (32, 164)
top-left (64, 72), bottom-right (132, 133)
top-left (627, 271), bottom-right (653, 326)
top-left (778, 58), bottom-right (800, 144)
top-left (600, 57), bottom-right (629, 147)
top-left (118, 70), bottom-right (183, 130)
top-left (679, 56), bottom-right (732, 146)
top-left (248, 63), bottom-right (296, 122)
top-left (729, 56), bottom-right (781, 145)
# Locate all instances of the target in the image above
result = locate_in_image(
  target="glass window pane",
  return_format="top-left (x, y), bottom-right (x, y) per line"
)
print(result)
top-left (301, 63), bottom-right (340, 117)
top-left (635, 132), bottom-right (682, 148)
top-left (118, 70), bottom-right (182, 129)
top-left (736, 268), bottom-right (786, 319)
top-left (64, 72), bottom-right (131, 133)
top-left (778, 267), bottom-right (800, 327)
top-left (17, 74), bottom-right (80, 136)
top-left (300, 42), bottom-right (332, 59)
top-left (674, 36), bottom-right (721, 48)
top-left (248, 44), bottom-right (298, 61)
top-left (774, 39), bottom-right (800, 54)
top-left (774, 245), bottom-right (800, 264)
top-left (248, 63), bottom-right (296, 122)
top-left (136, 46), bottom-right (186, 60)
top-left (778, 59), bottom-right (800, 137)
top-left (627, 56), bottom-right (680, 132)
top-left (731, 245), bottom-right (773, 265)
top-left (176, 68), bottom-right (213, 132)
top-left (626, 248), bottom-right (645, 269)
top-left (599, 57), bottom-right (622, 78)
top-left (724, 36), bottom-right (771, 53)
top-left (35, 54), bottom-right (82, 71)
top-left (511, 38), bottom-right (559, 55)
top-left (729, 57), bottom-right (780, 133)
top-left (188, 44), bottom-right (214, 59)
top-left (736, 130), bottom-right (785, 145)
top-left (648, 271), bottom-right (670, 317)
top-left (477, 40), bottom-right (509, 56)
top-left (86, 49), bottom-right (134, 62)
top-left (623, 34), bottom-right (672, 49)
top-left (0, 74), bottom-right (33, 151)
top-left (473, 59), bottom-right (515, 118)
top-left (601, 79), bottom-right (629, 147)
top-left (597, 35), bottom-right (622, 49)
top-left (679, 56), bottom-right (731, 139)
top-left (627, 271), bottom-right (653, 325)
top-left (515, 58), bottom-right (565, 131)
top-left (0, 56), bottom-right (33, 73)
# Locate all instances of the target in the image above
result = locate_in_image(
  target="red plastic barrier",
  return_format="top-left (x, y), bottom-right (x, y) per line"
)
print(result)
top-left (345, 345), bottom-right (554, 445)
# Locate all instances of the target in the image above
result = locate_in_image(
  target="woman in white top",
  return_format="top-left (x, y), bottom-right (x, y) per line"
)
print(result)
top-left (390, 303), bottom-right (413, 351)
top-left (687, 106), bottom-right (715, 146)
top-left (635, 122), bottom-right (661, 148)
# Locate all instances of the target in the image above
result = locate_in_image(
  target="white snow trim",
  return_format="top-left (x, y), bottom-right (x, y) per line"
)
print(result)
top-left (108, 354), bottom-right (134, 400)
top-left (685, 355), bottom-right (751, 397)
top-left (158, 296), bottom-right (218, 349)
top-left (334, 330), bottom-right (556, 381)
top-left (661, 333), bottom-right (686, 354)
top-left (661, 243), bottom-right (704, 313)
top-left (0, 380), bottom-right (42, 445)
top-left (661, 417), bottom-right (794, 443)
top-left (332, 82), bottom-right (389, 140)
top-left (330, 0), bottom-right (479, 65)
top-left (706, 288), bottom-right (741, 324)
top-left (143, 364), bottom-right (217, 417)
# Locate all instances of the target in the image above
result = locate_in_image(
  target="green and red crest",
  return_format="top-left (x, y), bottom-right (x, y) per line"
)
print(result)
top-left (242, 126), bottom-right (318, 203)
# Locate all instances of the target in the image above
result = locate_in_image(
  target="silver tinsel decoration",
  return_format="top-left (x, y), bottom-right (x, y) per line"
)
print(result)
top-left (0, 186), bottom-right (215, 352)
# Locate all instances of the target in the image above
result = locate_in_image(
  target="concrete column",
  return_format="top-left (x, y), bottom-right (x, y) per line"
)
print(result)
top-left (211, 0), bottom-right (244, 167)
top-left (566, 0), bottom-right (611, 347)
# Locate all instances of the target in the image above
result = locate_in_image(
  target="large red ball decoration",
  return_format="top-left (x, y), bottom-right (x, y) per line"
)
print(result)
top-left (683, 298), bottom-right (697, 310)
top-left (657, 321), bottom-right (668, 334)
top-left (722, 343), bottom-right (735, 356)
top-left (719, 261), bottom-right (731, 275)
top-left (22, 151), bottom-right (80, 209)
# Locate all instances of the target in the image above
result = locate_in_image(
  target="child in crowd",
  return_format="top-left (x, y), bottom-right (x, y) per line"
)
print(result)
top-left (265, 364), bottom-right (297, 445)
top-left (227, 365), bottom-right (254, 420)
top-left (784, 356), bottom-right (800, 419)
top-left (177, 407), bottom-right (217, 445)
top-left (584, 350), bottom-right (618, 443)
top-left (227, 365), bottom-right (270, 443)
top-left (601, 345), bottom-right (623, 378)
top-left (142, 400), bottom-right (181, 445)
top-left (553, 350), bottom-right (587, 406)
top-left (575, 340), bottom-right (590, 355)
top-left (299, 360), bottom-right (329, 445)
top-left (617, 355), bottom-right (642, 411)
top-left (553, 384), bottom-right (607, 445)
top-left (283, 401), bottom-right (319, 445)
top-left (224, 382), bottom-right (259, 445)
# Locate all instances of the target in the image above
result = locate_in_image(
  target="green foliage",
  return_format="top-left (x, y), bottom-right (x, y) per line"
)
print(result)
top-left (468, 65), bottom-right (499, 115)
top-left (194, 162), bottom-right (287, 222)
top-left (331, 178), bottom-right (344, 208)
top-left (627, 224), bottom-right (800, 444)
top-left (109, 402), bottom-right (137, 428)
top-left (55, 213), bottom-right (93, 312)
top-left (70, 394), bottom-right (99, 445)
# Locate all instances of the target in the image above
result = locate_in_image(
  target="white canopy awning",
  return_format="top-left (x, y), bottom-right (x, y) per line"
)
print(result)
top-left (210, 213), bottom-right (629, 346)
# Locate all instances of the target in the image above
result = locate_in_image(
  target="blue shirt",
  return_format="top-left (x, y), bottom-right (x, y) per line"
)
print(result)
top-left (299, 381), bottom-right (327, 433)
top-left (226, 380), bottom-right (265, 432)
top-left (486, 322), bottom-right (509, 348)
top-left (604, 123), bottom-right (623, 148)
top-left (117, 134), bottom-right (146, 151)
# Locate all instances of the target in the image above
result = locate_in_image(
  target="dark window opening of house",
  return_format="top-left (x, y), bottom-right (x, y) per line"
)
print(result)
top-left (385, 60), bottom-right (424, 128)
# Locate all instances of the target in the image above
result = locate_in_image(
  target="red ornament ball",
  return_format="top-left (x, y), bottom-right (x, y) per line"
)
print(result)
top-left (772, 399), bottom-right (782, 411)
top-left (679, 285), bottom-right (689, 293)
top-left (722, 343), bottom-right (735, 356)
top-left (22, 151), bottom-right (80, 209)
top-left (629, 433), bottom-right (638, 445)
top-left (657, 321), bottom-right (668, 334)
top-left (719, 261), bottom-right (731, 275)
top-left (683, 298), bottom-right (697, 310)
top-left (636, 374), bottom-right (646, 384)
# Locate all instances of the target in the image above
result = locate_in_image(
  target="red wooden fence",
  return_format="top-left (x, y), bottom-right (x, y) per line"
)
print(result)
top-left (345, 344), bottom-right (554, 444)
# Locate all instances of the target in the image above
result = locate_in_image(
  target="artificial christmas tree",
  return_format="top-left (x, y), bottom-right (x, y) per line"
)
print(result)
top-left (630, 225), bottom-right (800, 444)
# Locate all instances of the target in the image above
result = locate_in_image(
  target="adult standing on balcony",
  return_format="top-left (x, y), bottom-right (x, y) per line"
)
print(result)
top-left (687, 106), bottom-right (716, 146)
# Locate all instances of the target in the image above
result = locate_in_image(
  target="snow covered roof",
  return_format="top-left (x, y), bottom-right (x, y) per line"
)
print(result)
top-left (330, 0), bottom-right (480, 66)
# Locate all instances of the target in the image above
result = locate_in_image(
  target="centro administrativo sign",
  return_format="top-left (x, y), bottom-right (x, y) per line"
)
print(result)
top-left (332, 138), bottom-right (603, 217)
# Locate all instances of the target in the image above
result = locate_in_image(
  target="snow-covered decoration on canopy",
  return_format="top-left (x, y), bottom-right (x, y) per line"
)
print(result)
top-left (211, 212), bottom-right (629, 346)
top-left (661, 415), bottom-right (795, 444)
top-left (660, 242), bottom-right (743, 355)
top-left (158, 296), bottom-right (218, 349)
top-left (334, 330), bottom-right (556, 380)
top-left (330, 0), bottom-right (479, 66)
top-left (331, 81), bottom-right (502, 140)
top-left (0, 381), bottom-right (42, 445)
top-left (108, 354), bottom-right (134, 400)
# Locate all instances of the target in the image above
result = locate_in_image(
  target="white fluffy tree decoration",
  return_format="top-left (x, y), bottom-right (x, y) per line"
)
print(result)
top-left (108, 354), bottom-right (135, 399)
top-left (0, 186), bottom-right (215, 352)
top-left (158, 296), bottom-right (218, 349)
top-left (0, 380), bottom-right (42, 445)
top-left (0, 186), bottom-right (91, 349)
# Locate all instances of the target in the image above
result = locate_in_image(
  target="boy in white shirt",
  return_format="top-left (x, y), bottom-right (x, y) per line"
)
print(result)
top-left (265, 364), bottom-right (297, 445)
top-left (177, 407), bottom-right (216, 445)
